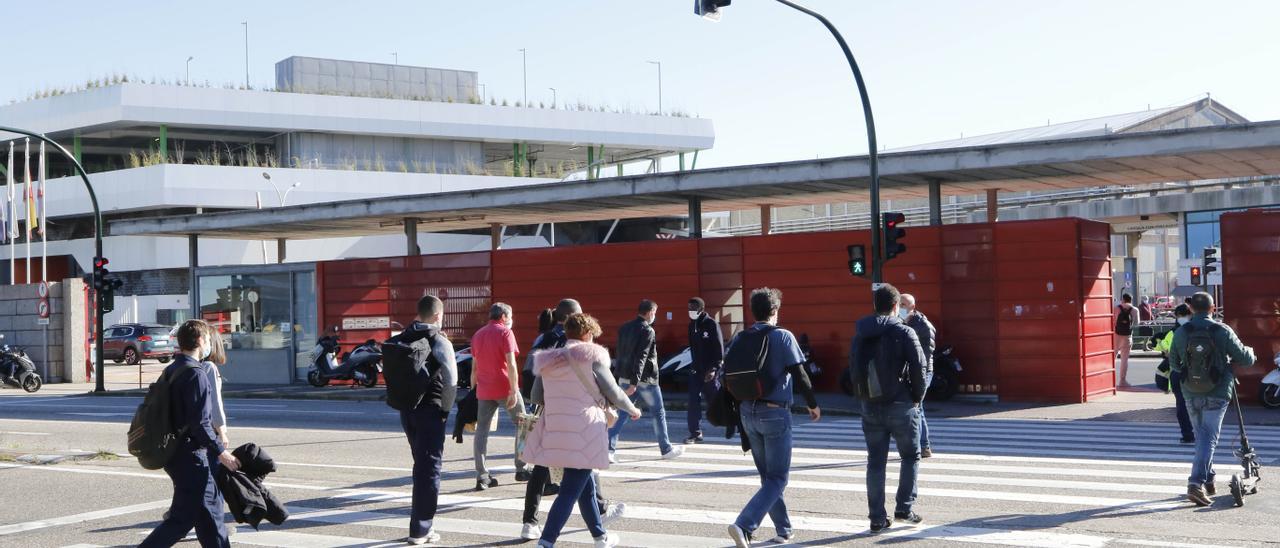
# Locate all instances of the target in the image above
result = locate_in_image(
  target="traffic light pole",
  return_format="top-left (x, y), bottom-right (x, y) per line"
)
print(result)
top-left (0, 126), bottom-right (106, 392)
top-left (773, 0), bottom-right (883, 283)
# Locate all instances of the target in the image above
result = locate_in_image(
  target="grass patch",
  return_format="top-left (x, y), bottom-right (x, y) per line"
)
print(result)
top-left (91, 450), bottom-right (121, 461)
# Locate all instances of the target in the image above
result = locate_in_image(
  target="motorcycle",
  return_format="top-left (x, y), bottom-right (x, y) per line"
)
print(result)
top-left (925, 345), bottom-right (962, 401)
top-left (1260, 354), bottom-right (1280, 409)
top-left (307, 332), bottom-right (382, 388)
top-left (0, 334), bottom-right (42, 393)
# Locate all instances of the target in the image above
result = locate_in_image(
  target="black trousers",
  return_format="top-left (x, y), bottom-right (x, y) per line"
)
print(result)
top-left (140, 448), bottom-right (229, 548)
top-left (401, 404), bottom-right (447, 538)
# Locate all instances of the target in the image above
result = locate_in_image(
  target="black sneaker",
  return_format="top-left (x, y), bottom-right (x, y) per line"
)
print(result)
top-left (1205, 482), bottom-right (1217, 497)
top-left (542, 482), bottom-right (560, 496)
top-left (515, 469), bottom-right (532, 482)
top-left (869, 520), bottom-right (892, 534)
top-left (1180, 436), bottom-right (1195, 444)
top-left (475, 476), bottom-right (498, 491)
top-left (893, 511), bottom-right (924, 525)
top-left (684, 434), bottom-right (704, 444)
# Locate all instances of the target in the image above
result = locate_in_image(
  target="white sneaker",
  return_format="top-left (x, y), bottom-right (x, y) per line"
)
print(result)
top-left (661, 446), bottom-right (685, 460)
top-left (727, 524), bottom-right (750, 548)
top-left (593, 532), bottom-right (620, 548)
top-left (769, 532), bottom-right (794, 544)
top-left (406, 530), bottom-right (440, 545)
top-left (608, 452), bottom-right (618, 464)
top-left (520, 522), bottom-right (542, 541)
top-left (601, 502), bottom-right (627, 526)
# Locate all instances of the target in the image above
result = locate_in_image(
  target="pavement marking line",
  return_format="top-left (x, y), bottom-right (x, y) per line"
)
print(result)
top-left (0, 430), bottom-right (51, 436)
top-left (799, 418), bottom-right (1280, 437)
top-left (59, 412), bottom-right (135, 417)
top-left (793, 422), bottom-right (1280, 445)
top-left (601, 469), bottom-right (1185, 509)
top-left (1111, 539), bottom-right (1242, 548)
top-left (0, 499), bottom-right (170, 536)
top-left (786, 431), bottom-right (1241, 457)
top-left (288, 505), bottom-right (731, 548)
top-left (606, 457), bottom-right (1189, 495)
top-left (613, 448), bottom-right (1191, 481)
top-left (218, 529), bottom-right (403, 548)
top-left (328, 490), bottom-right (1112, 548)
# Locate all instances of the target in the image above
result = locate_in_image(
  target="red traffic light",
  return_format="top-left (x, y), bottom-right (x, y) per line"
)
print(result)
top-left (885, 212), bottom-right (905, 228)
top-left (94, 257), bottom-right (109, 268)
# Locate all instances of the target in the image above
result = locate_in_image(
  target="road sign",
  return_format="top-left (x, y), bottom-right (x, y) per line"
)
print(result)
top-left (37, 281), bottom-right (49, 298)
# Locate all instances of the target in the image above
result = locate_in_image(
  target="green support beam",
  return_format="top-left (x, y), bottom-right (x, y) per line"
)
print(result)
top-left (513, 142), bottom-right (522, 177)
top-left (691, 150), bottom-right (700, 170)
top-left (587, 146), bottom-right (595, 180)
top-left (617, 163), bottom-right (624, 177)
top-left (596, 145), bottom-right (604, 179)
top-left (158, 124), bottom-right (168, 162)
top-left (679, 152), bottom-right (686, 171)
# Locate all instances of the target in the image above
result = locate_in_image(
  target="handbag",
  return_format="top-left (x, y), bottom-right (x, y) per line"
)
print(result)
top-left (515, 405), bottom-right (541, 457)
top-left (567, 358), bottom-right (619, 428)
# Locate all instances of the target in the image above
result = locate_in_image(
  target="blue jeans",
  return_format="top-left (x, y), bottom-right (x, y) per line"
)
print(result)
top-left (608, 383), bottom-right (673, 455)
top-left (140, 448), bottom-right (229, 548)
top-left (861, 400), bottom-right (921, 523)
top-left (1170, 371), bottom-right (1194, 441)
top-left (919, 372), bottom-right (933, 449)
top-left (401, 404), bottom-right (447, 538)
top-left (1186, 396), bottom-right (1229, 486)
top-left (733, 402), bottom-right (793, 539)
top-left (539, 467), bottom-right (605, 546)
top-left (687, 370), bottom-right (720, 436)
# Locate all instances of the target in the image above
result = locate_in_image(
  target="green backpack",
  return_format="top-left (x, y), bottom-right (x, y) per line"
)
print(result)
top-left (1181, 324), bottom-right (1220, 395)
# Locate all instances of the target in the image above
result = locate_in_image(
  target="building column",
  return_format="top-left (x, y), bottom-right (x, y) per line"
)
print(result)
top-left (928, 179), bottom-right (943, 226)
top-left (158, 124), bottom-right (168, 161)
top-left (985, 188), bottom-right (1000, 222)
top-left (404, 218), bottom-right (420, 256)
top-left (688, 197), bottom-right (703, 239)
top-left (276, 238), bottom-right (286, 264)
top-left (587, 145), bottom-right (595, 180)
top-left (490, 223), bottom-right (502, 251)
top-left (760, 204), bottom-right (772, 235)
top-left (188, 234), bottom-right (199, 319)
top-left (512, 143), bottom-right (522, 177)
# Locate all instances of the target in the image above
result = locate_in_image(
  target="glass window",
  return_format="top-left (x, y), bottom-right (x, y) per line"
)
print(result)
top-left (144, 327), bottom-right (170, 337)
top-left (292, 271), bottom-right (317, 381)
top-left (199, 273), bottom-right (293, 351)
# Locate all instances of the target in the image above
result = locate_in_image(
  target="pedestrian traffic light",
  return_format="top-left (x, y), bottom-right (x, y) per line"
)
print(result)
top-left (883, 212), bottom-right (907, 261)
top-left (694, 0), bottom-right (731, 21)
top-left (1190, 265), bottom-right (1202, 286)
top-left (847, 244), bottom-right (867, 277)
top-left (1202, 247), bottom-right (1219, 280)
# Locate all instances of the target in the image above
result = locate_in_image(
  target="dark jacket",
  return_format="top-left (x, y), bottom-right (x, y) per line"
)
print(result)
top-left (1169, 313), bottom-right (1256, 400)
top-left (386, 321), bottom-right (458, 412)
top-left (217, 443), bottom-right (288, 529)
top-left (165, 354), bottom-right (224, 455)
top-left (905, 312), bottom-right (936, 372)
top-left (452, 389), bottom-right (479, 444)
top-left (617, 316), bottom-right (659, 385)
top-left (688, 312), bottom-right (725, 375)
top-left (851, 314), bottom-right (928, 403)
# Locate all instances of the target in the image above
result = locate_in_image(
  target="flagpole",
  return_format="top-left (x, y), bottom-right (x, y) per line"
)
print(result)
top-left (5, 142), bottom-right (12, 286)
top-left (24, 139), bottom-right (30, 284)
top-left (39, 142), bottom-right (46, 284)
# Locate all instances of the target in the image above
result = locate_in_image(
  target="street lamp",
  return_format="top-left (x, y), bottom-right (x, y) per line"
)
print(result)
top-left (186, 56), bottom-right (194, 85)
top-left (548, 87), bottom-right (557, 108)
top-left (241, 22), bottom-right (250, 88)
top-left (518, 48), bottom-right (527, 106)
top-left (391, 52), bottom-right (398, 65)
top-left (694, 0), bottom-right (885, 283)
top-left (646, 60), bottom-right (662, 114)
top-left (261, 172), bottom-right (302, 206)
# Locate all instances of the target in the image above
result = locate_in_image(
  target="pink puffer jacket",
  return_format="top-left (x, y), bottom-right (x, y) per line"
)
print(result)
top-left (521, 341), bottom-right (612, 470)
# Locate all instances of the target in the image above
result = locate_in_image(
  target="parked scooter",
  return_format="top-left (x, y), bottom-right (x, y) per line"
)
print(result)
top-left (1259, 354), bottom-right (1280, 409)
top-left (307, 330), bottom-right (382, 388)
top-left (926, 345), bottom-right (962, 401)
top-left (455, 345), bottom-right (473, 389)
top-left (0, 334), bottom-right (42, 393)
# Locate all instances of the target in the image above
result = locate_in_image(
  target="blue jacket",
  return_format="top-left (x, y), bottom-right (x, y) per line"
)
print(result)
top-left (165, 353), bottom-right (224, 455)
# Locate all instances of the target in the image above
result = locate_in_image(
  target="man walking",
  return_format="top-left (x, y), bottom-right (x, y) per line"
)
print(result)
top-left (726, 288), bottom-right (820, 548)
top-left (851, 284), bottom-right (928, 533)
top-left (686, 297), bottom-right (725, 444)
top-left (1114, 293), bottom-right (1139, 387)
top-left (141, 320), bottom-right (240, 548)
top-left (899, 293), bottom-right (936, 458)
top-left (1157, 304), bottom-right (1196, 444)
top-left (607, 300), bottom-right (683, 461)
top-left (385, 295), bottom-right (458, 545)
top-left (1169, 292), bottom-right (1255, 506)
top-left (470, 302), bottom-right (528, 490)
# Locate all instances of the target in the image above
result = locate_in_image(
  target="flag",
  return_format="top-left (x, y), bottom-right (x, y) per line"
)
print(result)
top-left (24, 139), bottom-right (32, 239)
top-left (3, 142), bottom-right (11, 244)
top-left (38, 142), bottom-right (45, 237)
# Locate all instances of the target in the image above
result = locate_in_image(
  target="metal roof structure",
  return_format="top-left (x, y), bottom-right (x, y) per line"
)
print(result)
top-left (111, 119), bottom-right (1280, 240)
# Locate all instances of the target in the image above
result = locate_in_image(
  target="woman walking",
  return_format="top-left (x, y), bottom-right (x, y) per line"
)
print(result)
top-left (523, 314), bottom-right (641, 548)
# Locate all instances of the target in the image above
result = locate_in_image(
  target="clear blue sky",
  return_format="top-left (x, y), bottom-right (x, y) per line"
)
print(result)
top-left (6, 0), bottom-right (1278, 168)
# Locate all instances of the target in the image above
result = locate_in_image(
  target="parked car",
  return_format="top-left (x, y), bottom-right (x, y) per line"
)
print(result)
top-left (103, 323), bottom-right (175, 365)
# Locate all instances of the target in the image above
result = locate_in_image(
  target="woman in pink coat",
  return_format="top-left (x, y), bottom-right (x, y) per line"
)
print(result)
top-left (523, 314), bottom-right (641, 548)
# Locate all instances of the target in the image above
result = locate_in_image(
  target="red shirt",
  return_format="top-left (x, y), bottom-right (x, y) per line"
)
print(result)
top-left (471, 320), bottom-right (520, 400)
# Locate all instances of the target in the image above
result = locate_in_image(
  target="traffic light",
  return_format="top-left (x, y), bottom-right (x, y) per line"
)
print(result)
top-left (1190, 265), bottom-right (1202, 287)
top-left (1202, 247), bottom-right (1219, 283)
top-left (91, 256), bottom-right (108, 291)
top-left (100, 277), bottom-right (123, 313)
top-left (88, 257), bottom-right (122, 313)
top-left (883, 212), bottom-right (907, 261)
top-left (847, 244), bottom-right (867, 277)
top-left (695, 0), bottom-right (731, 20)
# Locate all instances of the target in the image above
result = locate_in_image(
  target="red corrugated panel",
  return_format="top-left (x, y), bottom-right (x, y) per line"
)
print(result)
top-left (1221, 210), bottom-right (1280, 404)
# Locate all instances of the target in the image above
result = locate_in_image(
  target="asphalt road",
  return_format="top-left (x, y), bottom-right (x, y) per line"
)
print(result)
top-left (3, 375), bottom-right (1279, 547)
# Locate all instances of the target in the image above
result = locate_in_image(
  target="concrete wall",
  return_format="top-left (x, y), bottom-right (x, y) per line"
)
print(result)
top-left (0, 279), bottom-right (88, 383)
top-left (275, 56), bottom-right (478, 102)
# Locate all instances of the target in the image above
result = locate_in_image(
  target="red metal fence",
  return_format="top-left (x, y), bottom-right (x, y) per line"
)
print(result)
top-left (1221, 209), bottom-right (1280, 403)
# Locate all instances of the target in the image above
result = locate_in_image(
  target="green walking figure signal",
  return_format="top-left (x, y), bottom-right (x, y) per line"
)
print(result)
top-left (847, 244), bottom-right (867, 277)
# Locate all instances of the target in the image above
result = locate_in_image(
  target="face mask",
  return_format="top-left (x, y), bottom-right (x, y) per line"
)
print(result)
top-left (688, 311), bottom-right (699, 320)
top-left (201, 344), bottom-right (213, 360)
top-left (504, 318), bottom-right (513, 329)
top-left (1177, 317), bottom-right (1189, 326)
top-left (898, 309), bottom-right (911, 321)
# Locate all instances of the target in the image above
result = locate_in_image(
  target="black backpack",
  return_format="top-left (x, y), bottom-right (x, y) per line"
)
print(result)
top-left (127, 362), bottom-right (199, 470)
top-left (723, 326), bottom-right (775, 401)
top-left (849, 334), bottom-right (908, 403)
top-left (1181, 323), bottom-right (1221, 395)
top-left (1114, 305), bottom-right (1134, 336)
top-left (382, 327), bottom-right (443, 412)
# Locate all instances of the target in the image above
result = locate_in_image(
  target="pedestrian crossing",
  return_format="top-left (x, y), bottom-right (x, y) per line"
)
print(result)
top-left (30, 414), bottom-right (1277, 547)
